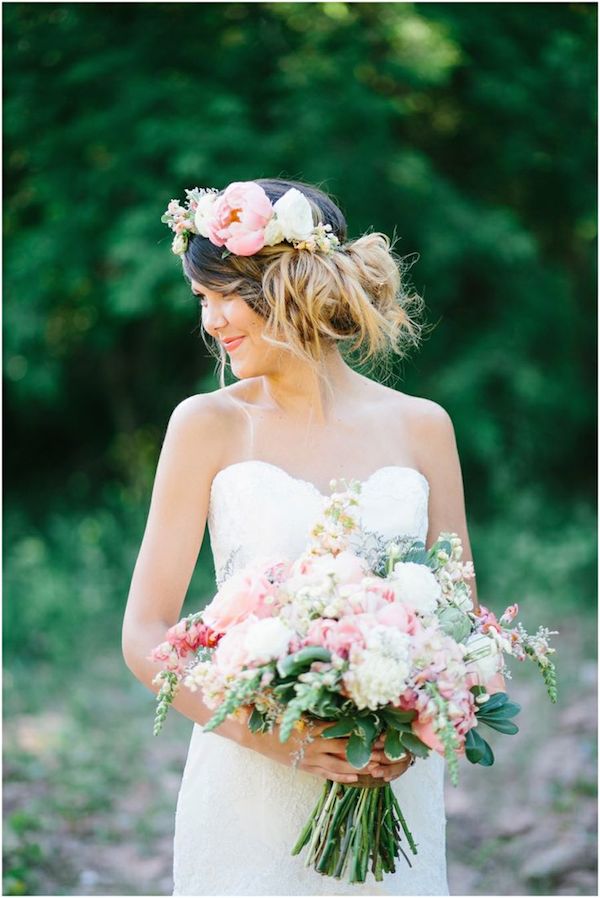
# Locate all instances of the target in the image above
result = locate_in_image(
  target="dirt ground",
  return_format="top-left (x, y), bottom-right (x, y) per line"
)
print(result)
top-left (4, 619), bottom-right (597, 897)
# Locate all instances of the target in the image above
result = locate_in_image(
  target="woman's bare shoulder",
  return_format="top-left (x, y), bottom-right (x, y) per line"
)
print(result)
top-left (168, 388), bottom-right (233, 426)
top-left (168, 384), bottom-right (255, 456)
top-left (373, 382), bottom-right (452, 426)
top-left (399, 393), bottom-right (452, 426)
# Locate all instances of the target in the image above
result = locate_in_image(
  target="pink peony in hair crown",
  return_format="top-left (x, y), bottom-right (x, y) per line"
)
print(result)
top-left (161, 180), bottom-right (341, 257)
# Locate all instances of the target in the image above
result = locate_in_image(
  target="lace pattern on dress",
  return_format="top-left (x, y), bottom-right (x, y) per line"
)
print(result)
top-left (215, 543), bottom-right (244, 589)
top-left (174, 463), bottom-right (448, 896)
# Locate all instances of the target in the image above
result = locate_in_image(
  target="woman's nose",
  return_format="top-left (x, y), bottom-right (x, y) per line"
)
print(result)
top-left (203, 306), bottom-right (229, 334)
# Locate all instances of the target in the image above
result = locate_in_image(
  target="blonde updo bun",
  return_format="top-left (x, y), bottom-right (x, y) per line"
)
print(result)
top-left (182, 178), bottom-right (425, 386)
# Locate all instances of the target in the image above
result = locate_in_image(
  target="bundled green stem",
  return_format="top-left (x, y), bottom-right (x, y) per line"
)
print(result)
top-left (292, 780), bottom-right (417, 883)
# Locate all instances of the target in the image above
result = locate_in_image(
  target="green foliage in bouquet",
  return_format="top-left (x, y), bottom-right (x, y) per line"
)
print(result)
top-left (150, 483), bottom-right (558, 884)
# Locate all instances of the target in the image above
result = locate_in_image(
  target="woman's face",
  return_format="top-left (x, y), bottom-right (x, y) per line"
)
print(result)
top-left (192, 279), bottom-right (277, 378)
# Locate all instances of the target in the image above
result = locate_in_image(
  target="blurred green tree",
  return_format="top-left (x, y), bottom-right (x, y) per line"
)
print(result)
top-left (3, 3), bottom-right (596, 666)
top-left (4, 2), bottom-right (595, 508)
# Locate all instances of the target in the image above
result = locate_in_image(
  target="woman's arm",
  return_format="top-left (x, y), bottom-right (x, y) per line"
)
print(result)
top-left (411, 399), bottom-right (480, 611)
top-left (121, 393), bottom-right (245, 742)
top-left (121, 395), bottom-right (370, 780)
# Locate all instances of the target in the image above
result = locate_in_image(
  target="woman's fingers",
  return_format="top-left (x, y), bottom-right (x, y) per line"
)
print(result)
top-left (313, 735), bottom-right (351, 757)
top-left (370, 754), bottom-right (414, 781)
top-left (316, 752), bottom-right (366, 776)
top-left (304, 764), bottom-right (359, 784)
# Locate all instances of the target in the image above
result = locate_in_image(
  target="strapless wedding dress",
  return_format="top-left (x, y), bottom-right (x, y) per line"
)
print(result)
top-left (172, 460), bottom-right (449, 896)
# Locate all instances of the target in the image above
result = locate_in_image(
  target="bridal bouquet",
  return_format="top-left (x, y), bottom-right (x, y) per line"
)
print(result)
top-left (150, 480), bottom-right (558, 884)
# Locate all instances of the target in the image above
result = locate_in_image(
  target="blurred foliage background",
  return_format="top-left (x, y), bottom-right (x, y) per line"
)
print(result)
top-left (4, 2), bottom-right (597, 895)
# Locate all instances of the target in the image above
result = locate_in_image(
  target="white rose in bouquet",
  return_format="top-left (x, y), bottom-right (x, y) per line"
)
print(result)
top-left (244, 617), bottom-right (294, 665)
top-left (343, 626), bottom-right (411, 710)
top-left (389, 562), bottom-right (442, 615)
top-left (464, 632), bottom-right (503, 680)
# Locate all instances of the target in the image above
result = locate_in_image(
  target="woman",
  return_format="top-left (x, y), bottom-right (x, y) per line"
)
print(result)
top-left (122, 178), bottom-right (479, 895)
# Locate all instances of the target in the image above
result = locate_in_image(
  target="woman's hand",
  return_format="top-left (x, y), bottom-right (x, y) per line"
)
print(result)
top-left (364, 734), bottom-right (415, 782)
top-left (236, 713), bottom-right (363, 783)
top-left (235, 712), bottom-right (414, 784)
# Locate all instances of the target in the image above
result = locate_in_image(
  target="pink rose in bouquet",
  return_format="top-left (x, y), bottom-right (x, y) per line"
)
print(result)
top-left (150, 479), bottom-right (558, 886)
top-left (203, 559), bottom-right (284, 634)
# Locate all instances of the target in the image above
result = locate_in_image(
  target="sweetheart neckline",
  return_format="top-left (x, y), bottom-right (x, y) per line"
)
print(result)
top-left (210, 459), bottom-right (430, 500)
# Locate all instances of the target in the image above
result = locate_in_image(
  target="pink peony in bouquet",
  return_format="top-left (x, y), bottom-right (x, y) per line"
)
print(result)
top-left (150, 480), bottom-right (558, 884)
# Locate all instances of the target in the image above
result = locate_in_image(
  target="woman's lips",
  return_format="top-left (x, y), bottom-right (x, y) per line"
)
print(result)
top-left (223, 337), bottom-right (245, 352)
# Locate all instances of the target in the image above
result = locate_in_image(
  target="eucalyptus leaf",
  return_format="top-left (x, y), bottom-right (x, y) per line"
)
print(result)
top-left (401, 548), bottom-right (430, 565)
top-left (437, 605), bottom-right (472, 642)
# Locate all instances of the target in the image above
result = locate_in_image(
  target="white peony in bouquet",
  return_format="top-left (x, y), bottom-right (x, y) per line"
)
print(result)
top-left (150, 480), bottom-right (558, 884)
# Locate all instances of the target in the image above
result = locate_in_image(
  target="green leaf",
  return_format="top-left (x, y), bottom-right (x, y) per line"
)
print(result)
top-left (384, 727), bottom-right (406, 760)
top-left (346, 732), bottom-right (371, 769)
top-left (400, 732), bottom-right (430, 759)
top-left (465, 728), bottom-right (495, 766)
top-left (478, 717), bottom-right (519, 735)
top-left (321, 718), bottom-right (356, 738)
top-left (248, 707), bottom-right (268, 734)
top-left (465, 728), bottom-right (485, 763)
top-left (312, 694), bottom-right (342, 717)
top-left (478, 739), bottom-right (495, 766)
top-left (491, 700), bottom-right (521, 718)
top-left (355, 715), bottom-right (378, 746)
top-left (276, 647), bottom-right (331, 678)
top-left (437, 605), bottom-right (472, 642)
top-left (383, 719), bottom-right (412, 733)
top-left (402, 547), bottom-right (430, 565)
top-left (272, 683), bottom-right (296, 702)
top-left (380, 708), bottom-right (416, 728)
top-left (477, 692), bottom-right (509, 713)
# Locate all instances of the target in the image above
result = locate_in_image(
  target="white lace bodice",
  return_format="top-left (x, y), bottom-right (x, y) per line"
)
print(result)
top-left (173, 461), bottom-right (449, 896)
top-left (208, 460), bottom-right (431, 587)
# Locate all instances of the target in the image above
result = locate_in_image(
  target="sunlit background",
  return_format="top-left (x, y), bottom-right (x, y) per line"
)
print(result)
top-left (4, 2), bottom-right (597, 895)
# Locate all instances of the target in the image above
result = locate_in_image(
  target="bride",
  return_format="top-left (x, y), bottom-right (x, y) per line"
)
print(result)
top-left (122, 178), bottom-right (479, 896)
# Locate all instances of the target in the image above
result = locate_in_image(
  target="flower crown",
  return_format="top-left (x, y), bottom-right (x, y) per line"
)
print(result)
top-left (161, 180), bottom-right (341, 258)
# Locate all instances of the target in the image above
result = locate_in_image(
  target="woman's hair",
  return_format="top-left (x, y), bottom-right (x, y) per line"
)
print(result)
top-left (181, 177), bottom-right (425, 389)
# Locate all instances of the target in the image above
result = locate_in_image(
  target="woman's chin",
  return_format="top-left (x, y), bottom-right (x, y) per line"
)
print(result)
top-left (229, 360), bottom-right (255, 379)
